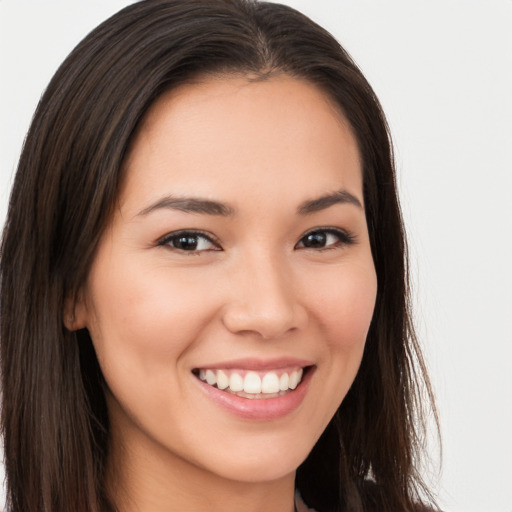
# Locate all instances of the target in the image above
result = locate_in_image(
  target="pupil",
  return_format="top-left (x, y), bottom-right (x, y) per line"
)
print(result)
top-left (304, 232), bottom-right (326, 248)
top-left (176, 235), bottom-right (198, 250)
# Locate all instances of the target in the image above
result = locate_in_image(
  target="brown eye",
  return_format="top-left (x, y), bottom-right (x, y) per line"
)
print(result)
top-left (302, 232), bottom-right (328, 248)
top-left (159, 231), bottom-right (220, 252)
top-left (296, 229), bottom-right (355, 250)
top-left (173, 234), bottom-right (202, 250)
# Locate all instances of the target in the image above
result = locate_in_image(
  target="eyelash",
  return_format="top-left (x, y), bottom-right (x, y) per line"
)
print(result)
top-left (295, 227), bottom-right (356, 251)
top-left (157, 230), bottom-right (221, 253)
top-left (157, 227), bottom-right (356, 253)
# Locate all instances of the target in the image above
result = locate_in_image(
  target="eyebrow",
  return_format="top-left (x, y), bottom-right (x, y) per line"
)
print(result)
top-left (137, 188), bottom-right (362, 218)
top-left (137, 195), bottom-right (235, 217)
top-left (297, 190), bottom-right (363, 214)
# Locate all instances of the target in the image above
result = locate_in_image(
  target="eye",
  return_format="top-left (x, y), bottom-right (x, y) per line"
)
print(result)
top-left (158, 231), bottom-right (220, 252)
top-left (295, 228), bottom-right (355, 250)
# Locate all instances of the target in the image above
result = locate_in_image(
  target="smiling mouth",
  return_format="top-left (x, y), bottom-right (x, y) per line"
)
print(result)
top-left (193, 367), bottom-right (308, 399)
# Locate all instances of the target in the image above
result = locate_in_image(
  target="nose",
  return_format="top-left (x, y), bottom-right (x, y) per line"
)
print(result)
top-left (221, 253), bottom-right (308, 340)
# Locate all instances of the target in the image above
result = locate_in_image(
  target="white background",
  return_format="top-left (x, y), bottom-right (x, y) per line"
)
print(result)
top-left (1, 1), bottom-right (511, 511)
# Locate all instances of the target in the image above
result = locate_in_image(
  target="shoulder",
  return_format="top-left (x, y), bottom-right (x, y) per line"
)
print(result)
top-left (296, 482), bottom-right (440, 512)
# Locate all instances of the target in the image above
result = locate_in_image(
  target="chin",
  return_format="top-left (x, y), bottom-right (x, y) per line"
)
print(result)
top-left (194, 429), bottom-right (318, 484)
top-left (210, 455), bottom-right (302, 484)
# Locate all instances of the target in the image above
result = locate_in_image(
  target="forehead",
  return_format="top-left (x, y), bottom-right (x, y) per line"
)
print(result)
top-left (120, 75), bottom-right (363, 212)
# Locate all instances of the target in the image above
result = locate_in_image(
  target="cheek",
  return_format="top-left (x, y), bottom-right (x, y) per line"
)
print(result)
top-left (294, 260), bottom-right (377, 437)
top-left (84, 263), bottom-right (221, 436)
top-left (85, 262), bottom-right (217, 381)
top-left (309, 262), bottom-right (377, 351)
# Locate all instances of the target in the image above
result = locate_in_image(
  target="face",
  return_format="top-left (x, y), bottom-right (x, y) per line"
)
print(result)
top-left (74, 76), bottom-right (377, 485)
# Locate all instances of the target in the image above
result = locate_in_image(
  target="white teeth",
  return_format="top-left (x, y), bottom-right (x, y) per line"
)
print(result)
top-left (229, 373), bottom-right (244, 392)
top-left (217, 370), bottom-right (229, 390)
top-left (243, 372), bottom-right (261, 393)
top-left (289, 369), bottom-right (303, 390)
top-left (279, 373), bottom-right (289, 391)
top-left (289, 370), bottom-right (298, 390)
top-left (197, 367), bottom-right (305, 395)
top-left (261, 372), bottom-right (280, 393)
top-left (205, 369), bottom-right (217, 386)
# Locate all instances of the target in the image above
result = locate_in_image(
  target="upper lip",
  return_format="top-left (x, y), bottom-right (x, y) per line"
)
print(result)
top-left (193, 357), bottom-right (315, 371)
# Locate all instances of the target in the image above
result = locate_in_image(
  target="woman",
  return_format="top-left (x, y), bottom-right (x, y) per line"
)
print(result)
top-left (0, 1), bottom-right (439, 511)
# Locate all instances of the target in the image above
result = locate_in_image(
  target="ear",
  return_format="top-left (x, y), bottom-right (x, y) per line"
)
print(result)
top-left (63, 290), bottom-right (88, 331)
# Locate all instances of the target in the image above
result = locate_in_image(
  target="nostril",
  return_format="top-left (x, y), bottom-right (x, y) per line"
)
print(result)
top-left (221, 302), bottom-right (307, 340)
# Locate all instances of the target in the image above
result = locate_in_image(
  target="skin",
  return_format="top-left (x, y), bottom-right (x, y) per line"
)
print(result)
top-left (71, 75), bottom-right (377, 512)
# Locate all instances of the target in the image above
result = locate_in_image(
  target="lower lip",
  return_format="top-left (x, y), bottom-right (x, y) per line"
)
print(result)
top-left (195, 368), bottom-right (314, 420)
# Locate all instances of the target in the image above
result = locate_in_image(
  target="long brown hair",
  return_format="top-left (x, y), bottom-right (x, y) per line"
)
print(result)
top-left (1, 1), bottom-right (438, 511)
